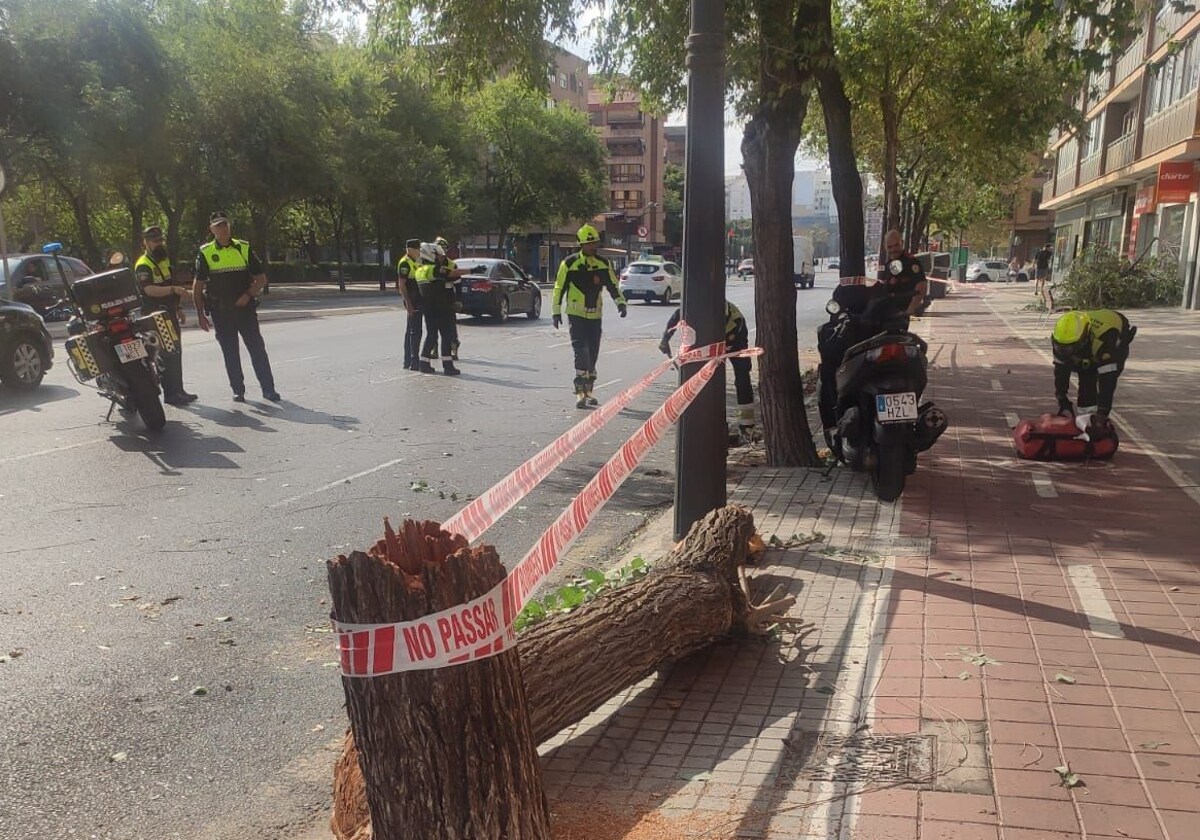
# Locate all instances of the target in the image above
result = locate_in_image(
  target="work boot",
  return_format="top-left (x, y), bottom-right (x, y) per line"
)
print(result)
top-left (443, 361), bottom-right (461, 376)
top-left (418, 361), bottom-right (437, 374)
top-left (573, 375), bottom-right (588, 409)
top-left (451, 341), bottom-right (460, 361)
top-left (585, 373), bottom-right (599, 407)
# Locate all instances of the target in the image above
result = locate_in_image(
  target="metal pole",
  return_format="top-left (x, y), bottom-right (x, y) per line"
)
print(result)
top-left (0, 165), bottom-right (8, 289)
top-left (674, 0), bottom-right (726, 540)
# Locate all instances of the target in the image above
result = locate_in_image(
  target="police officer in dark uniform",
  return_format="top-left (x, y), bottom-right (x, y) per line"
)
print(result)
top-left (193, 211), bottom-right (280, 402)
top-left (877, 229), bottom-right (927, 322)
top-left (397, 239), bottom-right (423, 370)
top-left (134, 225), bottom-right (196, 405)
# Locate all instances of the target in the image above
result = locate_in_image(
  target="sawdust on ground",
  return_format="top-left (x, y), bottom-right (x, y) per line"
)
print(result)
top-left (550, 803), bottom-right (735, 840)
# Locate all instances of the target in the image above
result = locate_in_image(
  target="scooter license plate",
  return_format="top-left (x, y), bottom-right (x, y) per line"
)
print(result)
top-left (114, 338), bottom-right (148, 363)
top-left (876, 392), bottom-right (917, 423)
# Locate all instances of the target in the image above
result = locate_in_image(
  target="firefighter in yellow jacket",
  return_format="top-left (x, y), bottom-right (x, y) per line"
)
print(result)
top-left (553, 224), bottom-right (627, 408)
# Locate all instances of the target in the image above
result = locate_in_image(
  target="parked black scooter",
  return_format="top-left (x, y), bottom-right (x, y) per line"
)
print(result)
top-left (46, 243), bottom-right (175, 431)
top-left (817, 262), bottom-right (949, 501)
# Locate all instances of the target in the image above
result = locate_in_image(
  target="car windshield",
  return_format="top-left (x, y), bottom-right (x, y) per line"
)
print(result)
top-left (628, 264), bottom-right (659, 274)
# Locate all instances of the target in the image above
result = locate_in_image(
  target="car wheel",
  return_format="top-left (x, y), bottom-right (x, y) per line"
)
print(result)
top-left (493, 296), bottom-right (509, 322)
top-left (660, 289), bottom-right (671, 305)
top-left (975, 274), bottom-right (989, 284)
top-left (1, 334), bottom-right (47, 390)
top-left (527, 291), bottom-right (542, 320)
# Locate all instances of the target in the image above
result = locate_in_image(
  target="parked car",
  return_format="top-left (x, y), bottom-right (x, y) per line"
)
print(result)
top-left (456, 258), bottom-right (542, 322)
top-left (736, 258), bottom-right (754, 278)
top-left (826, 257), bottom-right (840, 271)
top-left (0, 295), bottom-right (54, 390)
top-left (966, 259), bottom-right (1009, 283)
top-left (619, 259), bottom-right (683, 304)
top-left (1, 253), bottom-right (92, 318)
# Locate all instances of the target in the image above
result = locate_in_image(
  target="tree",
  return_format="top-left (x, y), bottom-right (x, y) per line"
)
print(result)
top-left (663, 163), bottom-right (683, 248)
top-left (465, 78), bottom-right (606, 251)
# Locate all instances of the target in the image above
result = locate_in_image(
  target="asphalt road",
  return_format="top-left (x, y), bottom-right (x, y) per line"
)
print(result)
top-left (0, 270), bottom-right (837, 840)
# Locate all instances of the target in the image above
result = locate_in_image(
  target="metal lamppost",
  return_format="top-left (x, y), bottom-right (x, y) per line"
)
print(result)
top-left (0, 165), bottom-right (9, 289)
top-left (674, 0), bottom-right (727, 540)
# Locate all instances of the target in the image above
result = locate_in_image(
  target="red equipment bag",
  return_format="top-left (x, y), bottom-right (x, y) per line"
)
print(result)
top-left (1013, 414), bottom-right (1119, 461)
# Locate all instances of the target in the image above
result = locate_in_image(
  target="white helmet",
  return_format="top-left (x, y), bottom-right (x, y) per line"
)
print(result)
top-left (419, 242), bottom-right (436, 263)
top-left (433, 242), bottom-right (446, 258)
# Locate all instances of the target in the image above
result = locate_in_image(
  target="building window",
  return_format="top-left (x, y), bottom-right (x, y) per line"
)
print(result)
top-left (606, 138), bottom-right (645, 157)
top-left (1030, 188), bottom-right (1044, 215)
top-left (1148, 36), bottom-right (1199, 116)
top-left (559, 73), bottom-right (568, 89)
top-left (610, 190), bottom-right (644, 210)
top-left (609, 163), bottom-right (645, 182)
top-left (1082, 114), bottom-right (1104, 159)
top-left (570, 73), bottom-right (578, 92)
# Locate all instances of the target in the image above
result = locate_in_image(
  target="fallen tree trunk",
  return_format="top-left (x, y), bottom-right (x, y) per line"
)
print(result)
top-left (332, 505), bottom-right (785, 840)
top-left (327, 520), bottom-right (552, 840)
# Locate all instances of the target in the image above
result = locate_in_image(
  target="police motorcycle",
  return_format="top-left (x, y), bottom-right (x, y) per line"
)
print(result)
top-left (817, 260), bottom-right (948, 501)
top-left (45, 243), bottom-right (175, 431)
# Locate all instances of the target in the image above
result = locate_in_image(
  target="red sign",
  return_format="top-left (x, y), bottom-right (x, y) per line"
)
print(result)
top-left (1133, 186), bottom-right (1156, 216)
top-left (1156, 161), bottom-right (1196, 206)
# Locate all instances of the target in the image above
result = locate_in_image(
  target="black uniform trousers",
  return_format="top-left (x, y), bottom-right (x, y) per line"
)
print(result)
top-left (421, 303), bottom-right (456, 361)
top-left (210, 305), bottom-right (276, 396)
top-left (157, 311), bottom-right (185, 398)
top-left (404, 308), bottom-right (423, 369)
top-left (568, 315), bottom-right (602, 376)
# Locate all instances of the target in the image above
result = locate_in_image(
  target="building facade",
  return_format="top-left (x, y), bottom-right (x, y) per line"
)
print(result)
top-left (1009, 170), bottom-right (1055, 263)
top-left (1041, 2), bottom-right (1200, 308)
top-left (664, 125), bottom-right (687, 168)
top-left (588, 86), bottom-right (667, 264)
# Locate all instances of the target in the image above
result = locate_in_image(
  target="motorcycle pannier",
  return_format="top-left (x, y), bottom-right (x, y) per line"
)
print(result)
top-left (1013, 414), bottom-right (1118, 461)
top-left (133, 310), bottom-right (180, 354)
top-left (65, 330), bottom-right (109, 380)
top-left (71, 268), bottom-right (141, 320)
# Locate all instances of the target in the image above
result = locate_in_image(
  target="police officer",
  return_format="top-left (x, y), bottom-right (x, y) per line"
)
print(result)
top-left (434, 236), bottom-right (464, 361)
top-left (552, 224), bottom-right (627, 408)
top-left (415, 242), bottom-right (462, 375)
top-left (134, 225), bottom-right (196, 405)
top-left (193, 211), bottom-right (280, 402)
top-left (660, 300), bottom-right (755, 434)
top-left (879, 229), bottom-right (927, 319)
top-left (1052, 309), bottom-right (1136, 432)
top-left (398, 239), bottom-right (423, 370)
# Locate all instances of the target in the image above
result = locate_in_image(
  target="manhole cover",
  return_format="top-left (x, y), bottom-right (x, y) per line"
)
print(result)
top-left (846, 536), bottom-right (933, 556)
top-left (779, 733), bottom-right (937, 785)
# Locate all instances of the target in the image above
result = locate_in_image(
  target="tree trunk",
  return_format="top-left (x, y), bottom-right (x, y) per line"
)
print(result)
top-left (327, 519), bottom-right (552, 840)
top-left (332, 506), bottom-right (768, 840)
top-left (882, 110), bottom-right (901, 238)
top-left (743, 96), bottom-right (820, 467)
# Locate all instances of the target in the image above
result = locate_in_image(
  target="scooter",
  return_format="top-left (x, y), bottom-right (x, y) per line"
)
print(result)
top-left (46, 244), bottom-right (174, 431)
top-left (817, 262), bottom-right (949, 501)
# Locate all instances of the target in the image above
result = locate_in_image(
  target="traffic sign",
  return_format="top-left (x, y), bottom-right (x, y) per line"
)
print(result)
top-left (637, 225), bottom-right (649, 238)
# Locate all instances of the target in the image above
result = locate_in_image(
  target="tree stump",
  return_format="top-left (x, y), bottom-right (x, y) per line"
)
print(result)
top-left (331, 506), bottom-right (785, 840)
top-left (326, 519), bottom-right (552, 840)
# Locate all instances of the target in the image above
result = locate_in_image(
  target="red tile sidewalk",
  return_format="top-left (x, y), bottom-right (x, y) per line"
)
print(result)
top-left (856, 284), bottom-right (1200, 840)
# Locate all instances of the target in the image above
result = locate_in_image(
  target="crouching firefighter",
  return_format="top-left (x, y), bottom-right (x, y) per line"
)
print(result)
top-left (660, 300), bottom-right (755, 438)
top-left (553, 224), bottom-right (627, 408)
top-left (1051, 309), bottom-right (1136, 434)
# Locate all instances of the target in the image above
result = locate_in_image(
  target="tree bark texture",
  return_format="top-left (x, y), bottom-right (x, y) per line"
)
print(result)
top-left (743, 96), bottom-right (820, 468)
top-left (332, 506), bottom-right (758, 840)
top-left (326, 519), bottom-right (552, 840)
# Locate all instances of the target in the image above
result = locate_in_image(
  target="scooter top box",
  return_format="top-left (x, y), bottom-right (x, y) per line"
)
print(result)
top-left (71, 268), bottom-right (141, 319)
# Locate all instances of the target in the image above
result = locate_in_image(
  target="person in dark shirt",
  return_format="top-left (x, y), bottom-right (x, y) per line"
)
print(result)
top-left (192, 211), bottom-right (280, 402)
top-left (878, 229), bottom-right (927, 318)
top-left (1034, 243), bottom-right (1053, 299)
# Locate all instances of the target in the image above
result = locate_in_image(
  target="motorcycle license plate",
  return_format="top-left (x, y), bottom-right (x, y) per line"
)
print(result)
top-left (876, 392), bottom-right (917, 423)
top-left (115, 338), bottom-right (148, 363)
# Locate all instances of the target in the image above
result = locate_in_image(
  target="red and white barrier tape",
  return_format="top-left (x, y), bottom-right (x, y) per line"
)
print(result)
top-left (333, 344), bottom-right (763, 677)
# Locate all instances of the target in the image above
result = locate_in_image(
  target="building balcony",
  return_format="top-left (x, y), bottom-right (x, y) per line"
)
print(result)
top-left (1104, 131), bottom-right (1136, 172)
top-left (1114, 32), bottom-right (1147, 84)
top-left (1057, 164), bottom-right (1078, 195)
top-left (1079, 150), bottom-right (1103, 184)
top-left (1088, 66), bottom-right (1113, 107)
top-left (1043, 177), bottom-right (1056, 202)
top-left (1151, 4), bottom-right (1194, 52)
top-left (1143, 95), bottom-right (1200, 157)
top-left (606, 109), bottom-right (644, 127)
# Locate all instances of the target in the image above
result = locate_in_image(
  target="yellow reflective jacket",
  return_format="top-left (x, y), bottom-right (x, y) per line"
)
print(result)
top-left (553, 252), bottom-right (625, 319)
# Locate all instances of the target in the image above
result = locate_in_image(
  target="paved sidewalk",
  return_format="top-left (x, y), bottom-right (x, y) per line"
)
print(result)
top-left (542, 285), bottom-right (1200, 839)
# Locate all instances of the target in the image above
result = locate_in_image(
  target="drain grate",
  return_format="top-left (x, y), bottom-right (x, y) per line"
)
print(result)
top-left (779, 733), bottom-right (937, 785)
top-left (846, 536), bottom-right (934, 556)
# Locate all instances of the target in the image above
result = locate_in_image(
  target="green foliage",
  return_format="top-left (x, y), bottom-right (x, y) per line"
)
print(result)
top-left (1057, 246), bottom-right (1183, 309)
top-left (512, 557), bottom-right (650, 633)
top-left (663, 163), bottom-right (683, 248)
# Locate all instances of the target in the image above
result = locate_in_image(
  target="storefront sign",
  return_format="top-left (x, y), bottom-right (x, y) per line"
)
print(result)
top-left (1133, 186), bottom-right (1156, 216)
top-left (1156, 161), bottom-right (1196, 206)
top-left (1090, 191), bottom-right (1124, 218)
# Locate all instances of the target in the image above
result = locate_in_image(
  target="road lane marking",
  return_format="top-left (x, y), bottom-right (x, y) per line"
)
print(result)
top-left (269, 456), bottom-right (408, 508)
top-left (0, 438), bottom-right (105, 465)
top-left (280, 355), bottom-right (323, 364)
top-left (1067, 565), bottom-right (1125, 639)
top-left (991, 379), bottom-right (1003, 391)
top-left (548, 341), bottom-right (571, 348)
top-left (595, 379), bottom-right (622, 390)
top-left (1005, 412), bottom-right (1020, 428)
top-left (635, 321), bottom-right (658, 328)
top-left (1031, 471), bottom-right (1057, 498)
top-left (975, 349), bottom-right (985, 356)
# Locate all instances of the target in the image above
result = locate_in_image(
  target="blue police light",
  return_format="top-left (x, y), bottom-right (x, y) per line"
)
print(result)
top-left (41, 242), bottom-right (63, 254)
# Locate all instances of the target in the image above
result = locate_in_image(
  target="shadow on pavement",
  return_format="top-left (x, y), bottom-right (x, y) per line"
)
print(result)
top-left (0, 383), bottom-right (83, 416)
top-left (177, 402), bottom-right (278, 432)
top-left (109, 421), bottom-right (245, 474)
top-left (251, 400), bottom-right (360, 430)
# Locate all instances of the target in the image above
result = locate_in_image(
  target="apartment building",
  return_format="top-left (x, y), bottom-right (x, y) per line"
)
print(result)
top-left (1009, 169), bottom-right (1055, 263)
top-left (665, 125), bottom-right (687, 168)
top-left (1041, 1), bottom-right (1200, 308)
top-left (588, 86), bottom-right (667, 263)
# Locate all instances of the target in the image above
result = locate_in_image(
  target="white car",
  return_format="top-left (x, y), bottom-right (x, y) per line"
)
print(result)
top-left (967, 259), bottom-right (1009, 283)
top-left (618, 260), bottom-right (682, 304)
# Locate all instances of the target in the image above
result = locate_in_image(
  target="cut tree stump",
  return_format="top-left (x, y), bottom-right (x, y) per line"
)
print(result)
top-left (327, 519), bottom-right (552, 840)
top-left (332, 505), bottom-right (785, 840)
